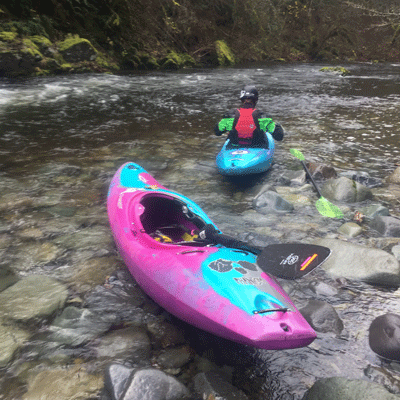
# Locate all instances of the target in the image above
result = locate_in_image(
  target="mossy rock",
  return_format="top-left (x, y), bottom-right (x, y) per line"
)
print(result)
top-left (30, 35), bottom-right (56, 58)
top-left (137, 52), bottom-right (159, 70)
top-left (160, 51), bottom-right (196, 69)
top-left (0, 31), bottom-right (18, 42)
top-left (58, 35), bottom-right (97, 63)
top-left (95, 51), bottom-right (119, 71)
top-left (215, 40), bottom-right (235, 66)
top-left (0, 20), bottom-right (46, 37)
top-left (30, 35), bottom-right (52, 47)
top-left (320, 66), bottom-right (351, 76)
top-left (22, 38), bottom-right (42, 59)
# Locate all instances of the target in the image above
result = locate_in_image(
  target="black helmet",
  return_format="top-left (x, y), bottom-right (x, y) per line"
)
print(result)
top-left (240, 85), bottom-right (258, 102)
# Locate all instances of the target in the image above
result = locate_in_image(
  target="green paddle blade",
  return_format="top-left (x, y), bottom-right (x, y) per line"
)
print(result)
top-left (289, 148), bottom-right (305, 161)
top-left (315, 197), bottom-right (344, 219)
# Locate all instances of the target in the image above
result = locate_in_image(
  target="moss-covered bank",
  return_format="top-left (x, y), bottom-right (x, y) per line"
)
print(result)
top-left (1, 0), bottom-right (400, 77)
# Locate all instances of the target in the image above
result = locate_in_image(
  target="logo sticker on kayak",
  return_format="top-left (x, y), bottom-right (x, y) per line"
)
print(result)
top-left (208, 259), bottom-right (257, 275)
top-left (231, 150), bottom-right (249, 155)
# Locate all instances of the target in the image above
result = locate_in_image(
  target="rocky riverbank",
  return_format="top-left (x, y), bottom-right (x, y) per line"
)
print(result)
top-left (0, 30), bottom-right (236, 78)
top-left (1, 145), bottom-right (400, 399)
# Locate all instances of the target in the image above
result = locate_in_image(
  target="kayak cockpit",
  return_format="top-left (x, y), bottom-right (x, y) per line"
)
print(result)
top-left (139, 194), bottom-right (210, 246)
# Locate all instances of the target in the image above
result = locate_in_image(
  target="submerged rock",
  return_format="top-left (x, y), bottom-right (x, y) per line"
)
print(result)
top-left (194, 371), bottom-right (249, 400)
top-left (0, 275), bottom-right (68, 321)
top-left (0, 323), bottom-right (30, 367)
top-left (299, 300), bottom-right (344, 334)
top-left (369, 216), bottom-right (400, 237)
top-left (47, 306), bottom-right (113, 346)
top-left (103, 366), bottom-right (190, 400)
top-left (388, 166), bottom-right (400, 184)
top-left (252, 189), bottom-right (294, 214)
top-left (22, 365), bottom-right (103, 400)
top-left (303, 377), bottom-right (400, 399)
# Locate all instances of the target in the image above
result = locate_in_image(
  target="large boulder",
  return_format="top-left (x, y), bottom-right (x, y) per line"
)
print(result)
top-left (313, 238), bottom-right (400, 286)
top-left (58, 35), bottom-right (97, 63)
top-left (321, 176), bottom-right (373, 203)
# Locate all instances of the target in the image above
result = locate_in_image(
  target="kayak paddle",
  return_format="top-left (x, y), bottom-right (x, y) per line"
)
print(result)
top-left (289, 149), bottom-right (344, 219)
top-left (199, 224), bottom-right (331, 279)
top-left (256, 243), bottom-right (331, 279)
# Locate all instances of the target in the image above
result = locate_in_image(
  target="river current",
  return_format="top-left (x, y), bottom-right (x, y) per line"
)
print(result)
top-left (1, 62), bottom-right (400, 399)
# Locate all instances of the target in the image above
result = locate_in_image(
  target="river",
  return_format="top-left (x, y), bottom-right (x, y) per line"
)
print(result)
top-left (1, 62), bottom-right (400, 399)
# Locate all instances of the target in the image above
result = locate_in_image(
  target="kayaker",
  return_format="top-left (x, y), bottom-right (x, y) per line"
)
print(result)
top-left (214, 85), bottom-right (284, 147)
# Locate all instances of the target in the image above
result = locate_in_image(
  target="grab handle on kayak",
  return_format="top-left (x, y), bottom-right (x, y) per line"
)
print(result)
top-left (253, 307), bottom-right (290, 315)
top-left (177, 250), bottom-right (206, 255)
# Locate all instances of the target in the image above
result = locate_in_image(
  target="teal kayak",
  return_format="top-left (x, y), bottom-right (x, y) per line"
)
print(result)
top-left (216, 132), bottom-right (275, 176)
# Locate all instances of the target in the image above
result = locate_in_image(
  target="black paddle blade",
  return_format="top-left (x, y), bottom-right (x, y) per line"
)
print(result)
top-left (257, 243), bottom-right (331, 279)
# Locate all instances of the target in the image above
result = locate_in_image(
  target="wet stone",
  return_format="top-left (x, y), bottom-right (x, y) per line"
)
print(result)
top-left (69, 256), bottom-right (125, 291)
top-left (321, 176), bottom-right (373, 203)
top-left (119, 368), bottom-right (190, 400)
top-left (0, 275), bottom-right (68, 321)
top-left (0, 264), bottom-right (19, 292)
top-left (156, 345), bottom-right (194, 371)
top-left (313, 238), bottom-right (400, 287)
top-left (392, 245), bottom-right (400, 261)
top-left (388, 166), bottom-right (400, 184)
top-left (146, 319), bottom-right (187, 349)
top-left (303, 377), bottom-right (400, 400)
top-left (299, 299), bottom-right (344, 334)
top-left (83, 270), bottom-right (150, 325)
top-left (47, 306), bottom-right (113, 346)
top-left (338, 222), bottom-right (363, 238)
top-left (369, 314), bottom-right (400, 361)
top-left (0, 323), bottom-right (30, 367)
top-left (364, 365), bottom-right (400, 395)
top-left (11, 241), bottom-right (64, 272)
top-left (95, 326), bottom-right (152, 362)
top-left (22, 365), bottom-right (103, 400)
top-left (361, 204), bottom-right (390, 219)
top-left (252, 190), bottom-right (294, 214)
top-left (194, 371), bottom-right (249, 400)
top-left (369, 216), bottom-right (400, 237)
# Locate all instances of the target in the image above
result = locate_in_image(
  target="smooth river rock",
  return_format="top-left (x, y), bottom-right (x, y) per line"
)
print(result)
top-left (0, 275), bottom-right (69, 321)
top-left (313, 238), bottom-right (400, 286)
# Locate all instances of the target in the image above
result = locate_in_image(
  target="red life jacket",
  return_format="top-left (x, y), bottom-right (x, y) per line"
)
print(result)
top-left (234, 108), bottom-right (257, 139)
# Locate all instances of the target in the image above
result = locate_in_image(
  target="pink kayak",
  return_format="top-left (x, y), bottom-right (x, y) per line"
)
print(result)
top-left (107, 162), bottom-right (316, 350)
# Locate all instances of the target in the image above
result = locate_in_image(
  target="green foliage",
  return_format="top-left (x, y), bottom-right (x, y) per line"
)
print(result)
top-left (215, 40), bottom-right (235, 65)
